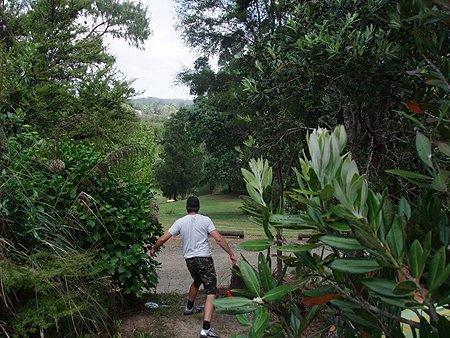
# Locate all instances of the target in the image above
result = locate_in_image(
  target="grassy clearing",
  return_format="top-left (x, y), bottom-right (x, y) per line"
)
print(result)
top-left (156, 193), bottom-right (265, 235)
top-left (156, 194), bottom-right (301, 237)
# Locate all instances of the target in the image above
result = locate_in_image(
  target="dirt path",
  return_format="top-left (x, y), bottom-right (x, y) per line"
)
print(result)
top-left (118, 236), bottom-right (263, 338)
top-left (155, 236), bottom-right (261, 294)
top-left (118, 292), bottom-right (249, 338)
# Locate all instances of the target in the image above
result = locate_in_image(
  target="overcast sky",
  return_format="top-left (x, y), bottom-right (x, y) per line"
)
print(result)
top-left (107, 0), bottom-right (196, 100)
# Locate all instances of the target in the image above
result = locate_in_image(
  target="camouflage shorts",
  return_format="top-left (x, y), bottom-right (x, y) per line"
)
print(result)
top-left (185, 256), bottom-right (217, 295)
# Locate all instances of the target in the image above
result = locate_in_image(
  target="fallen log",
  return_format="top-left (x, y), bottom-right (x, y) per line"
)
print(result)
top-left (219, 230), bottom-right (244, 238)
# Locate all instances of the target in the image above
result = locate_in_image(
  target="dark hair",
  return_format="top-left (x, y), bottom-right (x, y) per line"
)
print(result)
top-left (186, 196), bottom-right (200, 213)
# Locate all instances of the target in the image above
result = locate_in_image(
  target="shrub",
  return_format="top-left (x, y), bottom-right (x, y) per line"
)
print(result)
top-left (1, 127), bottom-right (163, 335)
top-left (215, 126), bottom-right (449, 337)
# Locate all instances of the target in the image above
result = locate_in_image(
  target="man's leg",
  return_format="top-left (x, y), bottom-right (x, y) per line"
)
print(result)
top-left (203, 294), bottom-right (215, 322)
top-left (200, 257), bottom-right (219, 337)
top-left (187, 281), bottom-right (200, 308)
top-left (185, 258), bottom-right (203, 315)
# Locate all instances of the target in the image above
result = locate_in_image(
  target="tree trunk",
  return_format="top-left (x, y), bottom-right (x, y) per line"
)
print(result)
top-left (342, 103), bottom-right (357, 154)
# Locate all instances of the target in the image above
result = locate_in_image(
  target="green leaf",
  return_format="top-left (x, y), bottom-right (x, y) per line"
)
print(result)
top-left (258, 253), bottom-right (275, 292)
top-left (263, 283), bottom-right (301, 302)
top-left (432, 263), bottom-right (450, 293)
top-left (238, 259), bottom-right (261, 297)
top-left (319, 235), bottom-right (365, 250)
top-left (319, 184), bottom-right (334, 200)
top-left (416, 132), bottom-right (433, 167)
top-left (328, 259), bottom-right (381, 274)
top-left (303, 286), bottom-right (334, 297)
top-left (369, 293), bottom-right (411, 308)
top-left (386, 216), bottom-right (405, 260)
top-left (330, 299), bottom-right (360, 310)
top-left (213, 297), bottom-right (253, 309)
top-left (362, 279), bottom-right (410, 298)
top-left (408, 240), bottom-right (425, 278)
top-left (398, 197), bottom-right (411, 219)
top-left (342, 310), bottom-right (379, 330)
top-left (252, 307), bottom-right (269, 335)
top-left (231, 289), bottom-right (254, 298)
top-left (235, 314), bottom-right (251, 326)
top-left (328, 222), bottom-right (351, 232)
top-left (393, 280), bottom-right (417, 295)
top-left (436, 141), bottom-right (450, 156)
top-left (269, 214), bottom-right (317, 229)
top-left (386, 169), bottom-right (433, 181)
top-left (242, 168), bottom-right (259, 190)
top-left (238, 239), bottom-right (273, 251)
top-left (431, 172), bottom-right (448, 192)
top-left (428, 247), bottom-right (446, 291)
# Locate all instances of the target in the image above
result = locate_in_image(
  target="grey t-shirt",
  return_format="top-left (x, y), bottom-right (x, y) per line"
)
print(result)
top-left (168, 214), bottom-right (216, 259)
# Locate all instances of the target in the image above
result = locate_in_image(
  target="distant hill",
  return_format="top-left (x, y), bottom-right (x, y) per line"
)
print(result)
top-left (130, 97), bottom-right (193, 121)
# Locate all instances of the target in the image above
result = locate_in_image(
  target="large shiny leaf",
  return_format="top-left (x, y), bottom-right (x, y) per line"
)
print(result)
top-left (269, 214), bottom-right (317, 229)
top-left (258, 253), bottom-right (275, 292)
top-left (239, 259), bottom-right (261, 297)
top-left (319, 235), bottom-right (365, 250)
top-left (428, 247), bottom-right (450, 291)
top-left (238, 239), bottom-right (273, 251)
top-left (213, 297), bottom-right (253, 309)
top-left (386, 216), bottom-right (405, 260)
top-left (235, 314), bottom-right (250, 326)
top-left (416, 132), bottom-right (433, 168)
top-left (328, 259), bottom-right (381, 274)
top-left (252, 307), bottom-right (269, 335)
top-left (408, 240), bottom-right (425, 278)
top-left (386, 169), bottom-right (432, 181)
top-left (362, 279), bottom-right (412, 298)
top-left (262, 283), bottom-right (302, 302)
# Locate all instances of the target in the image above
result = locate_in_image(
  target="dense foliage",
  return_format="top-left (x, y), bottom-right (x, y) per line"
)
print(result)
top-left (1, 0), bottom-right (162, 335)
top-left (174, 0), bottom-right (448, 195)
top-left (154, 109), bottom-right (203, 199)
top-left (208, 1), bottom-right (450, 337)
top-left (216, 124), bottom-right (449, 337)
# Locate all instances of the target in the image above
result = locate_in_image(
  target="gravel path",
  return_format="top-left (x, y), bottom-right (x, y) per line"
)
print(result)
top-left (155, 236), bottom-right (261, 293)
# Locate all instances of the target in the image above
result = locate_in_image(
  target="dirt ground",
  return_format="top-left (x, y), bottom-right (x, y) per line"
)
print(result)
top-left (118, 292), bottom-right (249, 338)
top-left (118, 236), bottom-right (261, 338)
top-left (155, 236), bottom-right (261, 294)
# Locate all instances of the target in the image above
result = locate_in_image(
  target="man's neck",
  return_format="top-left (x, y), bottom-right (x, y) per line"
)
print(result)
top-left (187, 212), bottom-right (198, 215)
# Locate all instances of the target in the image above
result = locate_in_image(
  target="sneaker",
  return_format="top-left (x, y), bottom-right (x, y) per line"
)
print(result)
top-left (183, 305), bottom-right (203, 315)
top-left (200, 327), bottom-right (220, 338)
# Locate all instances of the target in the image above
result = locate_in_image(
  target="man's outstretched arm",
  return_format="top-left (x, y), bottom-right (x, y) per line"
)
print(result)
top-left (149, 230), bottom-right (172, 256)
top-left (210, 230), bottom-right (237, 265)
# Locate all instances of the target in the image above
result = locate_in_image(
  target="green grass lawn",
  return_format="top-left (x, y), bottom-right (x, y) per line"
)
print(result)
top-left (156, 193), bottom-right (303, 238)
top-left (156, 194), bottom-right (268, 236)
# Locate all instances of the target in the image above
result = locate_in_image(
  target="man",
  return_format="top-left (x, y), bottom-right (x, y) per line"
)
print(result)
top-left (150, 196), bottom-right (237, 338)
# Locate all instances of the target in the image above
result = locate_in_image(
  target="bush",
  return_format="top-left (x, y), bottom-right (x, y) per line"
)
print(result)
top-left (0, 250), bottom-right (111, 337)
top-left (1, 127), bottom-right (163, 335)
top-left (215, 126), bottom-right (449, 337)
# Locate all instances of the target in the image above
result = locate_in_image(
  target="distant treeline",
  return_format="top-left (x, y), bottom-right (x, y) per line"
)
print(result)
top-left (131, 96), bottom-right (193, 120)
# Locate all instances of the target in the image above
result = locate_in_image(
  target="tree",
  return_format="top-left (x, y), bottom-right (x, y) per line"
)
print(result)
top-left (1, 0), bottom-right (149, 138)
top-left (175, 0), bottom-right (430, 196)
top-left (155, 109), bottom-right (202, 199)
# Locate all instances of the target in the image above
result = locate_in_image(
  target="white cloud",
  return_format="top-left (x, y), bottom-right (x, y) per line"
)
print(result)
top-left (107, 0), bottom-right (197, 99)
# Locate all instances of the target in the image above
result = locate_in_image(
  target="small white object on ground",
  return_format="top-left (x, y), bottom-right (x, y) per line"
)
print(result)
top-left (144, 301), bottom-right (169, 309)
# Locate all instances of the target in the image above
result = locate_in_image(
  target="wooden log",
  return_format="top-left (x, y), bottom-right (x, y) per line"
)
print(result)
top-left (219, 230), bottom-right (244, 238)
